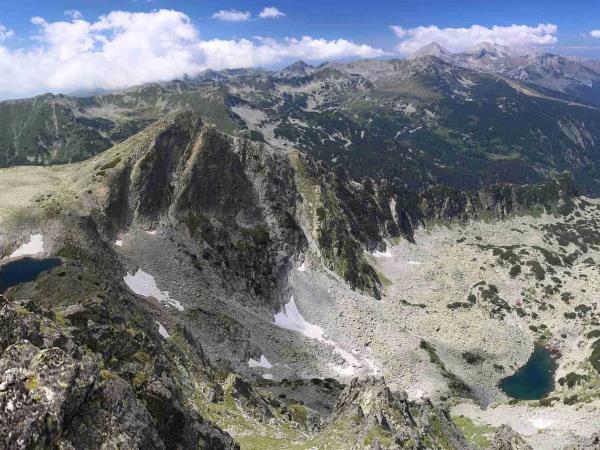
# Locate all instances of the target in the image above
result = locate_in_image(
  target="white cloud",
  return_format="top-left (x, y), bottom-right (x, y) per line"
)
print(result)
top-left (390, 25), bottom-right (406, 38)
top-left (591, 30), bottom-right (600, 38)
top-left (259, 7), bottom-right (286, 19)
top-left (0, 9), bottom-right (385, 99)
top-left (392, 23), bottom-right (558, 55)
top-left (64, 10), bottom-right (84, 20)
top-left (198, 36), bottom-right (386, 68)
top-left (211, 9), bottom-right (251, 22)
top-left (0, 23), bottom-right (13, 42)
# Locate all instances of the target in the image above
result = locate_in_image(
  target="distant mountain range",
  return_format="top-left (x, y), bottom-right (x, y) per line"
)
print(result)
top-left (411, 42), bottom-right (600, 106)
top-left (2, 42), bottom-right (600, 194)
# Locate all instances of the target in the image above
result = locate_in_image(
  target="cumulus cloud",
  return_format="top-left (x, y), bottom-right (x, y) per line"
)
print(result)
top-left (591, 30), bottom-right (600, 38)
top-left (259, 7), bottom-right (286, 19)
top-left (0, 23), bottom-right (13, 41)
top-left (64, 10), bottom-right (84, 20)
top-left (211, 9), bottom-right (251, 22)
top-left (391, 23), bottom-right (558, 55)
top-left (0, 9), bottom-right (384, 99)
top-left (198, 36), bottom-right (385, 68)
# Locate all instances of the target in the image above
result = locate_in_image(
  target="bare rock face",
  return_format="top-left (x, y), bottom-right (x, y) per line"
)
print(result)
top-left (99, 111), bottom-right (405, 299)
top-left (0, 341), bottom-right (98, 449)
top-left (0, 295), bottom-right (238, 450)
top-left (488, 425), bottom-right (533, 450)
top-left (417, 171), bottom-right (577, 222)
top-left (328, 376), bottom-right (470, 449)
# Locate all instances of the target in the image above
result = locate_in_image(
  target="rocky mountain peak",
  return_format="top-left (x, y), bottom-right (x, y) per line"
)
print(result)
top-left (279, 60), bottom-right (316, 77)
top-left (464, 41), bottom-right (512, 58)
top-left (410, 41), bottom-right (451, 59)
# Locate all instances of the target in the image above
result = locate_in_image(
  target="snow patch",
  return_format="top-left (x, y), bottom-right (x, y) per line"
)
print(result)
top-left (123, 269), bottom-right (184, 311)
top-left (334, 347), bottom-right (362, 368)
top-left (297, 262), bottom-right (306, 272)
top-left (114, 240), bottom-right (123, 247)
top-left (8, 234), bottom-right (44, 258)
top-left (262, 374), bottom-right (274, 380)
top-left (273, 296), bottom-right (333, 344)
top-left (408, 261), bottom-right (422, 265)
top-left (248, 355), bottom-right (273, 369)
top-left (372, 249), bottom-right (392, 258)
top-left (274, 296), bottom-right (381, 377)
top-left (330, 363), bottom-right (356, 376)
top-left (146, 230), bottom-right (157, 236)
top-left (156, 321), bottom-right (170, 338)
top-left (529, 417), bottom-right (554, 429)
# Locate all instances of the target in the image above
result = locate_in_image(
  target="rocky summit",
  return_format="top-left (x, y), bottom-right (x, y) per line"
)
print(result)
top-left (1, 38), bottom-right (600, 450)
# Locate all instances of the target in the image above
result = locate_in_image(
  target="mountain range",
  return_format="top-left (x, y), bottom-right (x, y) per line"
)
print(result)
top-left (2, 42), bottom-right (600, 195)
top-left (1, 43), bottom-right (600, 449)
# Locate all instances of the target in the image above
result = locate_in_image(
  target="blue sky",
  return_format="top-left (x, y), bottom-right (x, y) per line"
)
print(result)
top-left (0, 0), bottom-right (599, 98)
top-left (1, 0), bottom-right (599, 54)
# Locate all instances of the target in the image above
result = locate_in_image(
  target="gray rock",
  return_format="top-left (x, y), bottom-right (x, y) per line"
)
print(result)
top-left (488, 424), bottom-right (533, 450)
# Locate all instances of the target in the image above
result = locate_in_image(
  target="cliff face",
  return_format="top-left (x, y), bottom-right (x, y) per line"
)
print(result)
top-left (98, 112), bottom-right (307, 304)
top-left (94, 111), bottom-right (579, 301)
top-left (416, 172), bottom-right (577, 222)
top-left (95, 112), bottom-right (400, 299)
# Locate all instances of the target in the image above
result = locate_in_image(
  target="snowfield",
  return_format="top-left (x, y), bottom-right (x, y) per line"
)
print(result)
top-left (156, 321), bottom-right (170, 338)
top-left (372, 249), bottom-right (392, 258)
top-left (7, 234), bottom-right (44, 258)
top-left (123, 268), bottom-right (184, 311)
top-left (248, 355), bottom-right (273, 369)
top-left (274, 296), bottom-right (333, 344)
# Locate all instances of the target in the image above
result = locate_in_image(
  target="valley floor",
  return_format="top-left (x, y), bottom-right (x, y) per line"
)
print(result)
top-left (287, 201), bottom-right (600, 449)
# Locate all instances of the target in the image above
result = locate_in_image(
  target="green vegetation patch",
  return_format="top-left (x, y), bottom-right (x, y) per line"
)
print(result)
top-left (452, 415), bottom-right (495, 450)
top-left (589, 339), bottom-right (600, 374)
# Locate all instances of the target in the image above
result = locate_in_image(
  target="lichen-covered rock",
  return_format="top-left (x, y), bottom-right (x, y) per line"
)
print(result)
top-left (0, 341), bottom-right (99, 449)
top-left (488, 425), bottom-right (532, 450)
top-left (0, 297), bottom-right (43, 351)
top-left (0, 294), bottom-right (238, 449)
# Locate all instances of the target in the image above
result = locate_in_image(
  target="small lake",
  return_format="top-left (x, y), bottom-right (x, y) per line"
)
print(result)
top-left (0, 257), bottom-right (62, 293)
top-left (499, 345), bottom-right (556, 400)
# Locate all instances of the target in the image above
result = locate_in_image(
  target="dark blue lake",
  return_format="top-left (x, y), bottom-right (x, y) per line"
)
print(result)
top-left (499, 345), bottom-right (556, 400)
top-left (0, 257), bottom-right (62, 293)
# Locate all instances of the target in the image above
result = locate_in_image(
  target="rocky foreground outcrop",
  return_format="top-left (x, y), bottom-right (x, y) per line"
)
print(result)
top-left (323, 376), bottom-right (470, 449)
top-left (488, 425), bottom-right (533, 450)
top-left (0, 294), bottom-right (238, 449)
